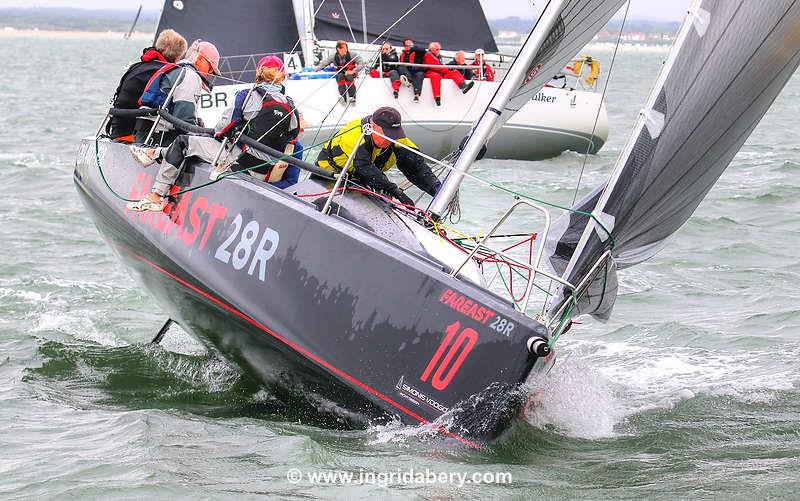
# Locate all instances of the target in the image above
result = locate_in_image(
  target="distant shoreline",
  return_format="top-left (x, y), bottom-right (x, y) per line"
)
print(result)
top-left (1, 28), bottom-right (671, 53)
top-left (0, 28), bottom-right (152, 39)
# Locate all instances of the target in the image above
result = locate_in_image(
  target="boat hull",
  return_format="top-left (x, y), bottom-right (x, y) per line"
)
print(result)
top-left (197, 78), bottom-right (608, 160)
top-left (74, 139), bottom-right (551, 446)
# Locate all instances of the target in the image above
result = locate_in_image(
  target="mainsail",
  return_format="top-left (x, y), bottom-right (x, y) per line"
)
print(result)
top-left (544, 0), bottom-right (800, 321)
top-left (155, 0), bottom-right (497, 76)
top-left (429, 0), bottom-right (625, 217)
top-left (156, 0), bottom-right (299, 75)
top-left (312, 0), bottom-right (498, 52)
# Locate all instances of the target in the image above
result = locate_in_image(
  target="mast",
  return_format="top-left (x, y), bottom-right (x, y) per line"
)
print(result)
top-left (292, 0), bottom-right (316, 67)
top-left (124, 4), bottom-right (143, 40)
top-left (428, 0), bottom-right (569, 218)
top-left (361, 0), bottom-right (368, 44)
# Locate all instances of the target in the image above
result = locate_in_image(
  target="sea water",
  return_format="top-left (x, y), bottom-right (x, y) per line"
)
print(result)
top-left (1, 35), bottom-right (798, 499)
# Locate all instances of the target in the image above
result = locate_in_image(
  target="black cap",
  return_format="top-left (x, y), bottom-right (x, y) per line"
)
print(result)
top-left (371, 107), bottom-right (406, 140)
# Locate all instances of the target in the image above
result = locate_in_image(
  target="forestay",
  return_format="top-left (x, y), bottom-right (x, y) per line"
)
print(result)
top-left (429, 0), bottom-right (625, 217)
top-left (544, 0), bottom-right (800, 321)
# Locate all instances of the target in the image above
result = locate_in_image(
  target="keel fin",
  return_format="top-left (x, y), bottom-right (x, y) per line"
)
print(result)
top-left (150, 318), bottom-right (174, 344)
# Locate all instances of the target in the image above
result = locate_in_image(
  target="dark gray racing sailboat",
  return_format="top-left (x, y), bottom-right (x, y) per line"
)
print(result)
top-left (74, 0), bottom-right (800, 446)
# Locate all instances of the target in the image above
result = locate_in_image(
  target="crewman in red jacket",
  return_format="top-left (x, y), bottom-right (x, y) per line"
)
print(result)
top-left (423, 42), bottom-right (474, 106)
top-left (472, 48), bottom-right (495, 82)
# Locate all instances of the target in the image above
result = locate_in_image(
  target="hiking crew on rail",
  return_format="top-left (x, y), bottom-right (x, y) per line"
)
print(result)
top-left (423, 41), bottom-right (474, 106)
top-left (316, 40), bottom-right (364, 104)
top-left (126, 53), bottom-right (302, 212)
top-left (107, 29), bottom-right (188, 142)
top-left (397, 38), bottom-right (427, 102)
top-left (135, 39), bottom-right (221, 145)
top-left (370, 42), bottom-right (402, 99)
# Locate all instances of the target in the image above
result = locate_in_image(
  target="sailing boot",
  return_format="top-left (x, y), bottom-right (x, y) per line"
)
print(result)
top-left (434, 96), bottom-right (441, 106)
top-left (393, 90), bottom-right (399, 99)
top-left (461, 81), bottom-right (475, 94)
top-left (130, 145), bottom-right (160, 167)
top-left (413, 94), bottom-right (420, 103)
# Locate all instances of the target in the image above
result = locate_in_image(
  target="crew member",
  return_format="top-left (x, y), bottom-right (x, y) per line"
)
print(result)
top-left (370, 42), bottom-right (402, 99)
top-left (472, 48), bottom-right (495, 82)
top-left (315, 106), bottom-right (441, 207)
top-left (135, 39), bottom-right (222, 145)
top-left (107, 29), bottom-right (188, 142)
top-left (423, 42), bottom-right (474, 106)
top-left (127, 55), bottom-right (301, 212)
top-left (316, 40), bottom-right (364, 104)
top-left (448, 50), bottom-right (473, 80)
top-left (397, 38), bottom-right (426, 102)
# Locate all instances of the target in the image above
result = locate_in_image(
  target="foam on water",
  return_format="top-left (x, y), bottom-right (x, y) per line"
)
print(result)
top-left (522, 359), bottom-right (624, 439)
top-left (146, 347), bottom-right (241, 393)
top-left (516, 333), bottom-right (800, 440)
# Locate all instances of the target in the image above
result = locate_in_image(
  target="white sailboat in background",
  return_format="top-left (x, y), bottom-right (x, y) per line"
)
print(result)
top-left (157, 0), bottom-right (610, 160)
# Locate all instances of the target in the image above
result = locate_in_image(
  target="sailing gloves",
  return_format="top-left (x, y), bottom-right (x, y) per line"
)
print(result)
top-left (352, 147), bottom-right (440, 206)
top-left (389, 187), bottom-right (415, 206)
top-left (395, 147), bottom-right (442, 197)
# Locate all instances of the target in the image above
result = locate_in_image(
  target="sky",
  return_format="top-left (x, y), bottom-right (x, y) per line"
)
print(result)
top-left (0, 0), bottom-right (691, 21)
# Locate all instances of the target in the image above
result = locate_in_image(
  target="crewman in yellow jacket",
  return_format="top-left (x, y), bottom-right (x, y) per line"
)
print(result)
top-left (316, 107), bottom-right (441, 206)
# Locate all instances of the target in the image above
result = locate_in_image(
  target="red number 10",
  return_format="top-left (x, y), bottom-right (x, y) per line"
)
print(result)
top-left (420, 321), bottom-right (479, 390)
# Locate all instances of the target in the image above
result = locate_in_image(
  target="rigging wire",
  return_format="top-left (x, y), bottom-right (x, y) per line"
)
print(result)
top-left (570, 0), bottom-right (631, 206)
top-left (338, 0), bottom-right (359, 44)
top-left (97, 0), bottom-right (625, 322)
top-left (93, 122), bottom-right (361, 202)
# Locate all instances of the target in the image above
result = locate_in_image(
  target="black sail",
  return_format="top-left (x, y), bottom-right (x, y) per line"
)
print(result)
top-left (312, 0), bottom-right (498, 52)
top-left (155, 0), bottom-right (299, 75)
top-left (544, 0), bottom-right (800, 321)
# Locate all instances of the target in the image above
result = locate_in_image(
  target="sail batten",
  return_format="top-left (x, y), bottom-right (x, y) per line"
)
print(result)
top-left (544, 0), bottom-right (800, 322)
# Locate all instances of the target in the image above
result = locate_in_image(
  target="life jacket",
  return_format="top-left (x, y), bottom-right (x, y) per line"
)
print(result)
top-left (107, 48), bottom-right (168, 137)
top-left (218, 85), bottom-right (299, 154)
top-left (317, 117), bottom-right (418, 173)
top-left (333, 51), bottom-right (357, 72)
top-left (138, 60), bottom-right (197, 109)
top-left (400, 46), bottom-right (425, 71)
top-left (376, 50), bottom-right (399, 72)
top-left (244, 87), bottom-right (299, 146)
top-left (473, 61), bottom-right (495, 81)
